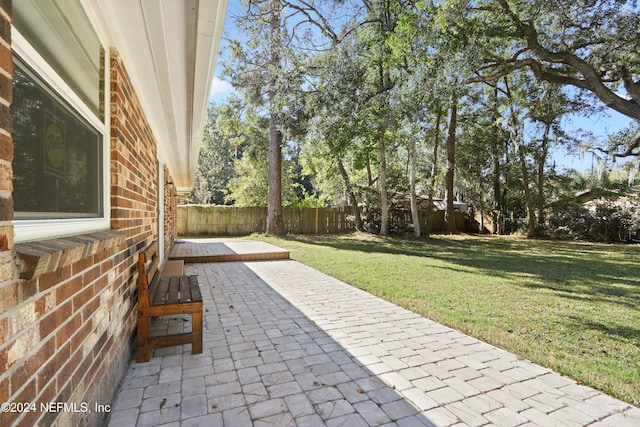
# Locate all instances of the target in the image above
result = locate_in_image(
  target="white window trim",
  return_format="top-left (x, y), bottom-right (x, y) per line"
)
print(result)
top-left (159, 163), bottom-right (165, 262)
top-left (11, 29), bottom-right (111, 243)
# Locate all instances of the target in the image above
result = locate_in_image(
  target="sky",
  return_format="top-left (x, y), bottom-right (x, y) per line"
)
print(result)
top-left (208, 0), bottom-right (637, 174)
top-left (554, 110), bottom-right (635, 172)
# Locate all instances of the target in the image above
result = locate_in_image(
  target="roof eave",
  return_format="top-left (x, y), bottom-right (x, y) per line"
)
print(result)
top-left (93, 0), bottom-right (227, 190)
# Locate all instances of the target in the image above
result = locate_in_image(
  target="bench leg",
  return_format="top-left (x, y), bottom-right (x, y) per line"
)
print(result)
top-left (192, 311), bottom-right (203, 355)
top-left (137, 315), bottom-right (152, 363)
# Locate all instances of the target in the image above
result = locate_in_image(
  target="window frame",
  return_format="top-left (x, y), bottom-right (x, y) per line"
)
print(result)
top-left (11, 28), bottom-right (111, 243)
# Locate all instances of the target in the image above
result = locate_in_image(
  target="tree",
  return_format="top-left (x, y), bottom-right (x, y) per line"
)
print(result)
top-left (388, 2), bottom-right (442, 238)
top-left (359, 0), bottom-right (402, 236)
top-left (445, 0), bottom-right (640, 153)
top-left (528, 84), bottom-right (580, 229)
top-left (444, 101), bottom-right (458, 233)
top-left (226, 0), bottom-right (310, 234)
top-left (304, 32), bottom-right (368, 229)
top-left (265, 0), bottom-right (286, 234)
top-left (601, 124), bottom-right (640, 157)
top-left (226, 0), bottom-right (356, 234)
top-left (456, 91), bottom-right (499, 234)
top-left (189, 105), bottom-right (238, 205)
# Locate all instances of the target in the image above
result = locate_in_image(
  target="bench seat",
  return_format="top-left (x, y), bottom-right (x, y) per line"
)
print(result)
top-left (136, 241), bottom-right (203, 363)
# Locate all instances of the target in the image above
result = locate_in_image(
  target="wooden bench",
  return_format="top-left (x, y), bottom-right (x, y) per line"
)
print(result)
top-left (136, 240), bottom-right (203, 362)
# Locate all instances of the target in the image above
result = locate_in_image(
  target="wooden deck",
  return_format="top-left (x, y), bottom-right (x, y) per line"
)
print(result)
top-left (169, 238), bottom-right (290, 263)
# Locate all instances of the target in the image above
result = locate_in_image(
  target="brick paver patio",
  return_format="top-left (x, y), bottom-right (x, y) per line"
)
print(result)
top-left (108, 258), bottom-right (640, 426)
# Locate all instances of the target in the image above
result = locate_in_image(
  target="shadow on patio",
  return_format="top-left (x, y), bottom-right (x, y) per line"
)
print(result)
top-left (108, 260), bottom-right (437, 426)
top-left (107, 240), bottom-right (640, 426)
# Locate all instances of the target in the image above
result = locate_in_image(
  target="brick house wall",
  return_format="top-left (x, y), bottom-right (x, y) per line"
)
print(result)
top-left (0, 0), bottom-right (16, 422)
top-left (164, 164), bottom-right (178, 257)
top-left (110, 49), bottom-right (159, 247)
top-left (0, 4), bottom-right (179, 420)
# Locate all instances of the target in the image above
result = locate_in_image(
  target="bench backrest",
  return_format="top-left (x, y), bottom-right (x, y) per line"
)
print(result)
top-left (138, 240), bottom-right (160, 310)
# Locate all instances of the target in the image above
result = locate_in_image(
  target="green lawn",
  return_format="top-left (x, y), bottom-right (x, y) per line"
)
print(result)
top-left (250, 232), bottom-right (640, 406)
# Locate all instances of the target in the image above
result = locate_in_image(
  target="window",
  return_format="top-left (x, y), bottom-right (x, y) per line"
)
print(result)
top-left (12, 61), bottom-right (103, 219)
top-left (11, 0), bottom-right (109, 242)
top-left (12, 0), bottom-right (104, 119)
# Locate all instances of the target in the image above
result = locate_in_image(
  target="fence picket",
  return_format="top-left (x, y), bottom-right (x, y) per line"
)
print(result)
top-left (177, 205), bottom-right (467, 236)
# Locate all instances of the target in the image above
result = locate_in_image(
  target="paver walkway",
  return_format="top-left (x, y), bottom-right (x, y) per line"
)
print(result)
top-left (108, 259), bottom-right (640, 426)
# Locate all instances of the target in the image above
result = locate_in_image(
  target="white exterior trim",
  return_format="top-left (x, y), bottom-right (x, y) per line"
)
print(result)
top-left (159, 163), bottom-right (165, 262)
top-left (91, 0), bottom-right (228, 190)
top-left (11, 29), bottom-right (111, 244)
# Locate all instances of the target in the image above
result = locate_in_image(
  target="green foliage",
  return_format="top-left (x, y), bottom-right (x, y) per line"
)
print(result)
top-left (603, 124), bottom-right (640, 157)
top-left (192, 0), bottom-right (640, 239)
top-left (188, 106), bottom-right (237, 205)
top-left (548, 199), bottom-right (640, 243)
top-left (546, 167), bottom-right (640, 241)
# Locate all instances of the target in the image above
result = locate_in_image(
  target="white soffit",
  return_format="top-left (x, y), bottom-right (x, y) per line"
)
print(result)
top-left (93, 0), bottom-right (228, 191)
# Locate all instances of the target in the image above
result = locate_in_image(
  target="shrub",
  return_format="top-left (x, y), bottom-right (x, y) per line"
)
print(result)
top-left (548, 196), bottom-right (640, 242)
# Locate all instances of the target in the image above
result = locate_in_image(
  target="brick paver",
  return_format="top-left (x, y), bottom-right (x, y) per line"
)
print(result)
top-left (108, 259), bottom-right (640, 426)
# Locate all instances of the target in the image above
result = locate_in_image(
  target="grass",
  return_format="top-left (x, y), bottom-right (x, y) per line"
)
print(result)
top-left (248, 232), bottom-right (640, 407)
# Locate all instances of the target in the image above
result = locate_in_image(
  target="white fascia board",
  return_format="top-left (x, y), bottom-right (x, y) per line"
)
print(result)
top-left (140, 0), bottom-right (183, 185)
top-left (183, 0), bottom-right (229, 192)
top-left (91, 0), bottom-right (227, 190)
top-left (93, 0), bottom-right (175, 174)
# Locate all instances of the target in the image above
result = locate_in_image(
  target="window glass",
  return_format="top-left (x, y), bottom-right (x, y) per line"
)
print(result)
top-left (13, 0), bottom-right (104, 119)
top-left (12, 62), bottom-right (103, 219)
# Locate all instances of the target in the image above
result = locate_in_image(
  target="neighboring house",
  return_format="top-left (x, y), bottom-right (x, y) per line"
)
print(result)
top-left (0, 1), bottom-right (227, 426)
top-left (576, 189), bottom-right (596, 203)
top-left (576, 187), bottom-right (640, 206)
top-left (393, 193), bottom-right (469, 213)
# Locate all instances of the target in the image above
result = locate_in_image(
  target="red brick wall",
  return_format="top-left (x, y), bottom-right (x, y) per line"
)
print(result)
top-left (0, 0), bottom-right (13, 278)
top-left (7, 232), bottom-right (128, 427)
top-left (164, 165), bottom-right (178, 256)
top-left (0, 39), bottom-right (171, 425)
top-left (110, 49), bottom-right (158, 247)
top-left (0, 0), bottom-right (15, 422)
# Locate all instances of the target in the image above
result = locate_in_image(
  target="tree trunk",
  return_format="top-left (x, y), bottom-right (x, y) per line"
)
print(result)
top-left (378, 130), bottom-right (389, 235)
top-left (492, 152), bottom-right (501, 234)
top-left (537, 123), bottom-right (551, 229)
top-left (366, 151), bottom-right (374, 186)
top-left (518, 143), bottom-right (536, 237)
top-left (425, 108), bottom-right (442, 238)
top-left (337, 158), bottom-right (362, 231)
top-left (266, 121), bottom-right (284, 235)
top-left (265, 0), bottom-right (284, 235)
top-left (491, 87), bottom-right (502, 235)
top-left (508, 96), bottom-right (535, 238)
top-left (479, 181), bottom-right (485, 233)
top-left (409, 136), bottom-right (420, 238)
top-left (445, 102), bottom-right (457, 234)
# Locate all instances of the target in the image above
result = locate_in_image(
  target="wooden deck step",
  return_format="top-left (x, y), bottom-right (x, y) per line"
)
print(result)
top-left (169, 239), bottom-right (290, 263)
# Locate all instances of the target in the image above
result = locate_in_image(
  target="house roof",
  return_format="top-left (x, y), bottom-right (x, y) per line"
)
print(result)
top-left (92, 0), bottom-right (228, 191)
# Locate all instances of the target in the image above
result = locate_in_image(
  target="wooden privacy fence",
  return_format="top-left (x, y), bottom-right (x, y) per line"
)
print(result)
top-left (177, 205), bottom-right (355, 236)
top-left (178, 205), bottom-right (469, 236)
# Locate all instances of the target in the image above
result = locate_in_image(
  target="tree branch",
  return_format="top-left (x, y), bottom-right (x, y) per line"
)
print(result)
top-left (490, 0), bottom-right (640, 121)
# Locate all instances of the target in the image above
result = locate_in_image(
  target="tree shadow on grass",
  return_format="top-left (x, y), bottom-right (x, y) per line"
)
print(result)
top-left (284, 235), bottom-right (640, 310)
top-left (567, 315), bottom-right (640, 346)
